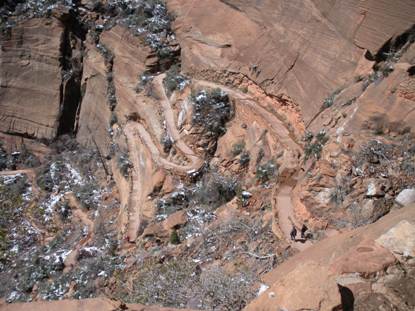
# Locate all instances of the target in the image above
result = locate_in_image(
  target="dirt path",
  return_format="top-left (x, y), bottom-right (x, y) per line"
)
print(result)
top-left (194, 79), bottom-right (302, 153)
top-left (63, 192), bottom-right (95, 272)
top-left (276, 185), bottom-right (312, 251)
top-left (123, 74), bottom-right (303, 243)
top-left (0, 168), bottom-right (40, 195)
top-left (153, 75), bottom-right (202, 167)
top-left (124, 122), bottom-right (154, 242)
top-left (192, 79), bottom-right (313, 251)
top-left (122, 75), bottom-right (206, 241)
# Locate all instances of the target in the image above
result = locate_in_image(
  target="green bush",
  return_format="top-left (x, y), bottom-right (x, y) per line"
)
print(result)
top-left (304, 130), bottom-right (329, 161)
top-left (169, 229), bottom-right (180, 245)
top-left (232, 140), bottom-right (246, 156)
top-left (192, 88), bottom-right (234, 140)
top-left (163, 65), bottom-right (187, 96)
top-left (256, 160), bottom-right (277, 183)
top-left (239, 151), bottom-right (250, 167)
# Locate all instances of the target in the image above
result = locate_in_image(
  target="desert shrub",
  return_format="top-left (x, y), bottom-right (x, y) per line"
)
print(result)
top-left (256, 148), bottom-right (265, 165)
top-left (161, 134), bottom-right (173, 153)
top-left (231, 140), bottom-right (246, 156)
top-left (109, 112), bottom-right (118, 126)
top-left (169, 229), bottom-right (180, 244)
top-left (192, 88), bottom-right (234, 140)
top-left (163, 65), bottom-right (188, 96)
top-left (330, 178), bottom-right (352, 206)
top-left (362, 71), bottom-right (383, 91)
top-left (194, 267), bottom-right (255, 310)
top-left (128, 259), bottom-right (196, 307)
top-left (304, 130), bottom-right (329, 161)
top-left (123, 258), bottom-right (255, 310)
top-left (256, 160), bottom-right (277, 183)
top-left (0, 144), bottom-right (40, 171)
top-left (116, 153), bottom-right (131, 178)
top-left (0, 175), bottom-right (27, 263)
top-left (193, 172), bottom-right (238, 208)
top-left (239, 151), bottom-right (250, 167)
top-left (322, 89), bottom-right (342, 109)
top-left (156, 190), bottom-right (189, 220)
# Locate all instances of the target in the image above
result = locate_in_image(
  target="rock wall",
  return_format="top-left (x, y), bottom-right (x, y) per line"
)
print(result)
top-left (76, 42), bottom-right (112, 157)
top-left (0, 18), bottom-right (63, 139)
top-left (245, 205), bottom-right (415, 311)
top-left (167, 0), bottom-right (415, 124)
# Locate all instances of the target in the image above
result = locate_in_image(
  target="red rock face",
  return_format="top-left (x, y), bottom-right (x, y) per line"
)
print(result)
top-left (167, 0), bottom-right (415, 124)
top-left (0, 18), bottom-right (63, 139)
top-left (0, 0), bottom-right (415, 310)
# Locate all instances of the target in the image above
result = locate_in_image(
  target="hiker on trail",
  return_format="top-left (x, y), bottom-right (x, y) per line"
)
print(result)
top-left (301, 224), bottom-right (308, 239)
top-left (290, 226), bottom-right (297, 241)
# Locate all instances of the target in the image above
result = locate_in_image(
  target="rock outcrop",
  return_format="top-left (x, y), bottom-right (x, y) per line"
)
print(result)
top-left (0, 297), bottom-right (193, 311)
top-left (245, 205), bottom-right (415, 311)
top-left (0, 18), bottom-right (64, 139)
top-left (167, 0), bottom-right (415, 124)
top-left (1, 0), bottom-right (414, 310)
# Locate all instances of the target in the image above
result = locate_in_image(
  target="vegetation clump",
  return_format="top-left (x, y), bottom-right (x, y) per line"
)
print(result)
top-left (321, 89), bottom-right (342, 109)
top-left (239, 151), bottom-right (251, 167)
top-left (116, 153), bottom-right (132, 178)
top-left (161, 134), bottom-right (173, 153)
top-left (256, 159), bottom-right (277, 184)
top-left (304, 130), bottom-right (329, 161)
top-left (163, 65), bottom-right (188, 96)
top-left (0, 143), bottom-right (39, 171)
top-left (231, 140), bottom-right (246, 156)
top-left (192, 88), bottom-right (234, 141)
top-left (169, 229), bottom-right (180, 244)
top-left (119, 258), bottom-right (255, 310)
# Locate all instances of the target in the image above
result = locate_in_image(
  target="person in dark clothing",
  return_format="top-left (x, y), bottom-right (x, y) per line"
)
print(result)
top-left (301, 224), bottom-right (308, 239)
top-left (290, 226), bottom-right (297, 241)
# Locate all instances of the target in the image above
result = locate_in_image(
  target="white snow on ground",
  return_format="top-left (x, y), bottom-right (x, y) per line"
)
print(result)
top-left (65, 163), bottom-right (84, 186)
top-left (1, 173), bottom-right (23, 185)
top-left (43, 249), bottom-right (72, 264)
top-left (41, 192), bottom-right (64, 221)
top-left (257, 283), bottom-right (269, 296)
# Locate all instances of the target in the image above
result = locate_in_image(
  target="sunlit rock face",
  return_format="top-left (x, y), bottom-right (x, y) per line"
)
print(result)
top-left (0, 0), bottom-right (414, 310)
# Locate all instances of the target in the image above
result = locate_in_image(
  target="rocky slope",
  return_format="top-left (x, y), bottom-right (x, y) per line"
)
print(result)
top-left (0, 0), bottom-right (414, 310)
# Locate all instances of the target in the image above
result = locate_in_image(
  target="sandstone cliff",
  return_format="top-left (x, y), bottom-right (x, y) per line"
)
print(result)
top-left (0, 1), bottom-right (414, 310)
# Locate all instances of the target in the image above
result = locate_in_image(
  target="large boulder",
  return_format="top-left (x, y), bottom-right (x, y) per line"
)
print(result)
top-left (395, 188), bottom-right (415, 207)
top-left (376, 220), bottom-right (415, 258)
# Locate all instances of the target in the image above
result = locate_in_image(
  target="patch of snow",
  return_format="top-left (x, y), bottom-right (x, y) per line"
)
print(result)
top-left (6, 291), bottom-right (21, 303)
top-left (2, 173), bottom-right (23, 185)
top-left (97, 271), bottom-right (107, 277)
top-left (65, 163), bottom-right (84, 186)
top-left (241, 191), bottom-right (252, 199)
top-left (257, 283), bottom-right (269, 296)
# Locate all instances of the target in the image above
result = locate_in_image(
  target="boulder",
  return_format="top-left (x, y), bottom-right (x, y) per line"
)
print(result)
top-left (366, 179), bottom-right (387, 198)
top-left (376, 220), bottom-right (415, 258)
top-left (395, 188), bottom-right (415, 207)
